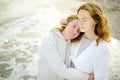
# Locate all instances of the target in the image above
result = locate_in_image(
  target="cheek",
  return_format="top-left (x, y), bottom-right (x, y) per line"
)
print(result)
top-left (90, 19), bottom-right (96, 27)
top-left (65, 25), bottom-right (71, 30)
top-left (86, 22), bottom-right (95, 28)
top-left (64, 26), bottom-right (70, 31)
top-left (90, 22), bottom-right (96, 28)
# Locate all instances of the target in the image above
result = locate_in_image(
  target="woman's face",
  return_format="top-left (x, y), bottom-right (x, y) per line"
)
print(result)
top-left (62, 19), bottom-right (80, 40)
top-left (77, 10), bottom-right (96, 33)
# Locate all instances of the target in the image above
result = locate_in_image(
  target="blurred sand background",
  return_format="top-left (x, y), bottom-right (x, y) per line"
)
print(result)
top-left (0, 0), bottom-right (120, 80)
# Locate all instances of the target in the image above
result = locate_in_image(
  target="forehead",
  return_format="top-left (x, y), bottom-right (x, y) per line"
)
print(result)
top-left (78, 10), bottom-right (91, 18)
top-left (69, 19), bottom-right (78, 24)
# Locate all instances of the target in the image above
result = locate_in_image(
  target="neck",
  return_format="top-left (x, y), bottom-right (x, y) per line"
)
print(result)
top-left (85, 32), bottom-right (97, 39)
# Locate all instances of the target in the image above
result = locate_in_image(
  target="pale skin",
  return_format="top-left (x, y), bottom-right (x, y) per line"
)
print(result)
top-left (77, 9), bottom-right (97, 39)
top-left (62, 19), bottom-right (80, 40)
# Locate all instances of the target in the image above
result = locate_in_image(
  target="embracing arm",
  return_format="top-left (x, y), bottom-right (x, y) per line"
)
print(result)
top-left (88, 72), bottom-right (94, 80)
top-left (40, 37), bottom-right (88, 80)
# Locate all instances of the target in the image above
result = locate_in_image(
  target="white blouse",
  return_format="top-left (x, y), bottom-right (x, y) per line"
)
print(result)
top-left (70, 36), bottom-right (110, 80)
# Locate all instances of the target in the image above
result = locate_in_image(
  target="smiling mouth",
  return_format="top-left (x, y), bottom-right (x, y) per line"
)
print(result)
top-left (80, 27), bottom-right (84, 28)
top-left (69, 32), bottom-right (75, 37)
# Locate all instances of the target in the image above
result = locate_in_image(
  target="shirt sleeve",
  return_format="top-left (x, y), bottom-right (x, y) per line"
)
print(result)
top-left (40, 37), bottom-right (89, 80)
top-left (93, 48), bottom-right (110, 80)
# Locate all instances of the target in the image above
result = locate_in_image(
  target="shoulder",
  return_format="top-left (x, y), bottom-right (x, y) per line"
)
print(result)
top-left (98, 40), bottom-right (109, 50)
top-left (96, 40), bottom-right (110, 57)
top-left (41, 32), bottom-right (58, 44)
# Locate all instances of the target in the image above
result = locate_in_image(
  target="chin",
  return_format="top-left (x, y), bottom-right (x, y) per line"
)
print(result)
top-left (80, 30), bottom-right (85, 32)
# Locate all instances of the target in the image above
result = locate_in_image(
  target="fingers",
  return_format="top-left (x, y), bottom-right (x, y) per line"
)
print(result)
top-left (88, 72), bottom-right (94, 80)
top-left (60, 19), bottom-right (68, 26)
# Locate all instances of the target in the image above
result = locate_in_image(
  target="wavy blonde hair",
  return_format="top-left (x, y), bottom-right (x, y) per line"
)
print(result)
top-left (77, 2), bottom-right (110, 45)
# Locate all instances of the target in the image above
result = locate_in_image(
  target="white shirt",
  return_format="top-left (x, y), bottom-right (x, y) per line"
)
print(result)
top-left (38, 31), bottom-right (89, 80)
top-left (70, 36), bottom-right (110, 80)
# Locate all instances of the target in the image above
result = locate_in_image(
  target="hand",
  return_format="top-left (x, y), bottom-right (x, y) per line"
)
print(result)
top-left (88, 72), bottom-right (94, 80)
top-left (60, 19), bottom-right (68, 26)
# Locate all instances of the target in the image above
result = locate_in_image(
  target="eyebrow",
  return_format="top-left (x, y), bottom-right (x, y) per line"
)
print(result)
top-left (78, 17), bottom-right (88, 19)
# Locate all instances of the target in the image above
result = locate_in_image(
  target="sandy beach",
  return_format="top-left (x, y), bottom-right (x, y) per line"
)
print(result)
top-left (0, 0), bottom-right (120, 80)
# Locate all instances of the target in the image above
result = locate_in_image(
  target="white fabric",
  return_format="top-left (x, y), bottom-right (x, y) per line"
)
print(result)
top-left (70, 37), bottom-right (110, 80)
top-left (38, 31), bottom-right (89, 80)
top-left (76, 36), bottom-right (94, 56)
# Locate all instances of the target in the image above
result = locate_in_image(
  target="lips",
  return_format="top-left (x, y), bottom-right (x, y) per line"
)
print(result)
top-left (69, 32), bottom-right (75, 37)
top-left (80, 27), bottom-right (84, 28)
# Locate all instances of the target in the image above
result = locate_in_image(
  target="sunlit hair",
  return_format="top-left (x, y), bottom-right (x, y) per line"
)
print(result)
top-left (77, 2), bottom-right (110, 45)
top-left (51, 14), bottom-right (83, 43)
top-left (58, 14), bottom-right (78, 31)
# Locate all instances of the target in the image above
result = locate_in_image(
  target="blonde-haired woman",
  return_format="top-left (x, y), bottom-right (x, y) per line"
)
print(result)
top-left (38, 14), bottom-right (93, 80)
top-left (69, 2), bottom-right (110, 80)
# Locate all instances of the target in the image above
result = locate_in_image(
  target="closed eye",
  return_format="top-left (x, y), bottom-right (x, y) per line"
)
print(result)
top-left (82, 18), bottom-right (88, 22)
